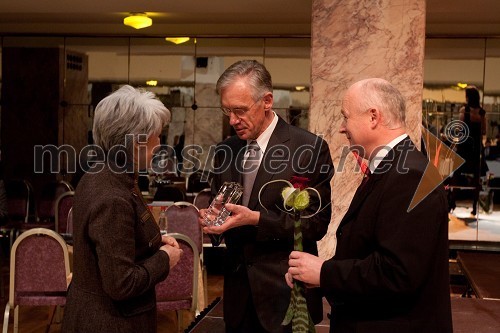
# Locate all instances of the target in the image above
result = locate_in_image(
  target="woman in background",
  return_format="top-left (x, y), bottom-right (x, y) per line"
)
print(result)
top-left (62, 85), bottom-right (182, 333)
top-left (450, 86), bottom-right (488, 216)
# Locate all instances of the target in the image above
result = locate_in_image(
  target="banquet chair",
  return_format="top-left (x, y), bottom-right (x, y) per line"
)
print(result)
top-left (58, 207), bottom-right (74, 246)
top-left (36, 180), bottom-right (73, 223)
top-left (156, 233), bottom-right (198, 333)
top-left (165, 203), bottom-right (207, 310)
top-left (54, 191), bottom-right (75, 234)
top-left (15, 181), bottom-right (74, 236)
top-left (2, 228), bottom-right (71, 333)
top-left (193, 188), bottom-right (211, 210)
top-left (66, 207), bottom-right (74, 235)
top-left (165, 203), bottom-right (202, 260)
top-left (193, 190), bottom-right (212, 249)
top-left (5, 180), bottom-right (34, 224)
top-left (154, 185), bottom-right (186, 202)
top-left (193, 189), bottom-right (226, 248)
top-left (1, 180), bottom-right (35, 249)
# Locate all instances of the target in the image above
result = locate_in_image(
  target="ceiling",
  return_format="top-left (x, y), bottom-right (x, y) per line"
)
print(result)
top-left (0, 0), bottom-right (499, 37)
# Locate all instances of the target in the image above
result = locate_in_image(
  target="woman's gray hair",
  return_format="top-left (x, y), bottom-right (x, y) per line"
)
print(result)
top-left (358, 78), bottom-right (406, 129)
top-left (93, 85), bottom-right (171, 152)
top-left (216, 60), bottom-right (273, 100)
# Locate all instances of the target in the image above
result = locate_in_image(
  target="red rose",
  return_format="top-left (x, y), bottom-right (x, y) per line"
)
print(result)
top-left (290, 176), bottom-right (309, 190)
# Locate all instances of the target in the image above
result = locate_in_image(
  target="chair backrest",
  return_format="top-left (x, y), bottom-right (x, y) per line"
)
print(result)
top-left (9, 228), bottom-right (70, 307)
top-left (155, 233), bottom-right (198, 313)
top-left (55, 191), bottom-right (75, 233)
top-left (6, 179), bottom-right (34, 223)
top-left (137, 174), bottom-right (150, 192)
top-left (193, 188), bottom-right (212, 210)
top-left (193, 191), bottom-right (225, 247)
top-left (193, 189), bottom-right (214, 246)
top-left (66, 207), bottom-right (74, 235)
top-left (154, 185), bottom-right (186, 202)
top-left (37, 180), bottom-right (74, 222)
top-left (165, 203), bottom-right (201, 255)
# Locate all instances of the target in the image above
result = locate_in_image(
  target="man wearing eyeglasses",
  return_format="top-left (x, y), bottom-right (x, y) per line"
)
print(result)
top-left (199, 60), bottom-right (334, 333)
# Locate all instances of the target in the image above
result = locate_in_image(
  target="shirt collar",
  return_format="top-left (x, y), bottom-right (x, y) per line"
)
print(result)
top-left (369, 134), bottom-right (408, 173)
top-left (248, 112), bottom-right (278, 153)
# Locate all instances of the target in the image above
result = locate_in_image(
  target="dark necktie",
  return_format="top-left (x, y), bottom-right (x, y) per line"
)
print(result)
top-left (242, 141), bottom-right (261, 206)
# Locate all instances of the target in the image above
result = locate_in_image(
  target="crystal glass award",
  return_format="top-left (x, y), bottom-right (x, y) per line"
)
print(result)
top-left (203, 182), bottom-right (243, 226)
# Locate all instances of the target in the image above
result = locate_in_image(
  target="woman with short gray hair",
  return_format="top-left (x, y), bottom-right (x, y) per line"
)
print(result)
top-left (93, 85), bottom-right (170, 153)
top-left (62, 85), bottom-right (182, 333)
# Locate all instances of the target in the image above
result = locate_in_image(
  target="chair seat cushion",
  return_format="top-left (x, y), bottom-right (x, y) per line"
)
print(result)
top-left (16, 291), bottom-right (66, 306)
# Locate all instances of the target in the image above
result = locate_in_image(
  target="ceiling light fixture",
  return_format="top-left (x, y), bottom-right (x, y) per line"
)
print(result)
top-left (146, 80), bottom-right (158, 86)
top-left (165, 37), bottom-right (190, 45)
top-left (124, 13), bottom-right (152, 29)
top-left (457, 82), bottom-right (468, 89)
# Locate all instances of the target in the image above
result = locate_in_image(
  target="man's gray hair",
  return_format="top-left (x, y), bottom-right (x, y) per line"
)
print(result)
top-left (358, 78), bottom-right (406, 129)
top-left (93, 85), bottom-right (171, 152)
top-left (216, 60), bottom-right (273, 100)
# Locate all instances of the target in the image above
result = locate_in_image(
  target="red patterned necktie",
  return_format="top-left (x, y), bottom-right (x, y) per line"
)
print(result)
top-left (360, 167), bottom-right (370, 188)
top-left (353, 151), bottom-right (370, 188)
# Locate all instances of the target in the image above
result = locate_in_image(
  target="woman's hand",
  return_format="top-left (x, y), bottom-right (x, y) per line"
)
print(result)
top-left (162, 235), bottom-right (180, 248)
top-left (160, 236), bottom-right (183, 268)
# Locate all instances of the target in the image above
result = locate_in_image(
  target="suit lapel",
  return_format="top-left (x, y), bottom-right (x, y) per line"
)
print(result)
top-left (247, 117), bottom-right (290, 210)
top-left (339, 137), bottom-right (413, 228)
top-left (340, 172), bottom-right (382, 226)
top-left (221, 138), bottom-right (246, 186)
top-left (234, 140), bottom-right (246, 185)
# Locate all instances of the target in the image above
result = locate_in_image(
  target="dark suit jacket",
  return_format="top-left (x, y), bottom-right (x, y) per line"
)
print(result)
top-left (321, 137), bottom-right (453, 333)
top-left (211, 117), bottom-right (334, 332)
top-left (62, 164), bottom-right (170, 333)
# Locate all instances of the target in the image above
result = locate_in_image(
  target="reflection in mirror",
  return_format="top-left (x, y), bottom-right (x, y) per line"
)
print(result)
top-left (2, 33), bottom-right (500, 247)
top-left (423, 38), bottom-right (487, 243)
top-left (480, 38), bottom-right (500, 245)
top-left (176, 38), bottom-right (265, 175)
top-left (65, 37), bottom-right (130, 161)
top-left (0, 36), bottom-right (2, 146)
top-left (484, 38), bottom-right (500, 142)
top-left (423, 38), bottom-right (486, 136)
top-left (264, 38), bottom-right (311, 129)
top-left (424, 37), bottom-right (500, 246)
top-left (129, 37), bottom-right (196, 160)
top-left (0, 35), bottom-right (313, 195)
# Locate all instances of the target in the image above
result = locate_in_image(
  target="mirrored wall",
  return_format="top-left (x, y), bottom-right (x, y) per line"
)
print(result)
top-left (423, 37), bottom-right (500, 247)
top-left (0, 36), bottom-right (311, 171)
top-left (1, 35), bottom-right (500, 245)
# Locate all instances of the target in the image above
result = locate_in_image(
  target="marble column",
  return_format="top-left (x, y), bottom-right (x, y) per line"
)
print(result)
top-left (310, 0), bottom-right (426, 258)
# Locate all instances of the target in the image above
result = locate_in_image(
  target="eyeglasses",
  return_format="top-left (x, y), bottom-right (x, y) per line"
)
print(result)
top-left (220, 97), bottom-right (262, 117)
